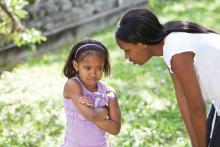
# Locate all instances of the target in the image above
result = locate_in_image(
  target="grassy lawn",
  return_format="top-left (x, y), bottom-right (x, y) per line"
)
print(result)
top-left (1, 0), bottom-right (220, 146)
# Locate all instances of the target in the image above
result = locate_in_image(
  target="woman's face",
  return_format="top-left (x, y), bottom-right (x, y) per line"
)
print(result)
top-left (116, 39), bottom-right (152, 65)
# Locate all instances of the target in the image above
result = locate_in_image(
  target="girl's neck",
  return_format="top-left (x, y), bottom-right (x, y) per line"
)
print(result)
top-left (85, 85), bottom-right (98, 93)
top-left (77, 76), bottom-right (99, 93)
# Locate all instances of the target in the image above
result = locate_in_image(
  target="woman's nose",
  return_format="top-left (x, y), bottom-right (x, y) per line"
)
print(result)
top-left (124, 52), bottom-right (129, 59)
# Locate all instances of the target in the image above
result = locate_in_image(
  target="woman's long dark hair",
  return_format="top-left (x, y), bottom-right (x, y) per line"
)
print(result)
top-left (115, 8), bottom-right (217, 45)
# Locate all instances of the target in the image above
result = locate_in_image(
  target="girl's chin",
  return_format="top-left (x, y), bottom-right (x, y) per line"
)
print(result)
top-left (88, 81), bottom-right (98, 86)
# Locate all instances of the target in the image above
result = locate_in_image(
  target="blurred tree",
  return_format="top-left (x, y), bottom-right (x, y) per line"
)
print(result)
top-left (0, 0), bottom-right (46, 50)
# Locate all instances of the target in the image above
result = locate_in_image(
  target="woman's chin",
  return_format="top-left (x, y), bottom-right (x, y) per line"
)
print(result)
top-left (135, 61), bottom-right (146, 65)
top-left (128, 59), bottom-right (145, 65)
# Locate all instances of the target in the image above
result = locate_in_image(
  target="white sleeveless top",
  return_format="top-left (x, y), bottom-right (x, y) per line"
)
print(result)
top-left (163, 32), bottom-right (220, 115)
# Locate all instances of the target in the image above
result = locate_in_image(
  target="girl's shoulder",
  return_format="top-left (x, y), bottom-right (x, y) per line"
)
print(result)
top-left (103, 84), bottom-right (117, 98)
top-left (98, 81), bottom-right (115, 93)
top-left (63, 78), bottom-right (82, 99)
top-left (105, 85), bottom-right (116, 94)
top-left (64, 77), bottom-right (81, 88)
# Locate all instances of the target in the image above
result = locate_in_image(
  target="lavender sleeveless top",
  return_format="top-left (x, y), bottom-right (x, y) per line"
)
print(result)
top-left (61, 77), bottom-right (115, 147)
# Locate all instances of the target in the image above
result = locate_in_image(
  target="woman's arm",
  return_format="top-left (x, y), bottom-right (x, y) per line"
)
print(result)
top-left (95, 92), bottom-right (121, 135)
top-left (63, 79), bottom-right (108, 122)
top-left (170, 73), bottom-right (198, 147)
top-left (171, 52), bottom-right (207, 147)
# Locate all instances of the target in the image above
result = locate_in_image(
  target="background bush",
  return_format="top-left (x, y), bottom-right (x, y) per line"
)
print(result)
top-left (0, 0), bottom-right (220, 146)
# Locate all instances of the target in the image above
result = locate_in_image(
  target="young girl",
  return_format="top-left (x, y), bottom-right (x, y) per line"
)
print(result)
top-left (115, 8), bottom-right (220, 147)
top-left (61, 39), bottom-right (121, 147)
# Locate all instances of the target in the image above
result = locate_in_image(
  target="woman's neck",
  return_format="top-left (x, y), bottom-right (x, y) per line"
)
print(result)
top-left (149, 40), bottom-right (164, 56)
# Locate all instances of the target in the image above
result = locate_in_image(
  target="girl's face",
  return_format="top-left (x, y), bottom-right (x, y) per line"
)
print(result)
top-left (116, 39), bottom-right (152, 65)
top-left (73, 54), bottom-right (104, 91)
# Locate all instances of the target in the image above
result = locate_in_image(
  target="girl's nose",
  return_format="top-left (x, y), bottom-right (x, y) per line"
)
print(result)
top-left (90, 70), bottom-right (96, 77)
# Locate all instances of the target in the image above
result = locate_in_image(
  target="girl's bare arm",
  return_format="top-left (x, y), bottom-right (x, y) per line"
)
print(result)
top-left (95, 91), bottom-right (121, 135)
top-left (63, 79), bottom-right (108, 122)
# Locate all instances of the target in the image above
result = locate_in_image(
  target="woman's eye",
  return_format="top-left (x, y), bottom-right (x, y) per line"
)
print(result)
top-left (125, 50), bottom-right (129, 53)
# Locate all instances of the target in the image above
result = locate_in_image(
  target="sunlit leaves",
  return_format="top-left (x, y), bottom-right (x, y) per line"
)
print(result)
top-left (0, 0), bottom-right (218, 146)
top-left (0, 0), bottom-right (46, 49)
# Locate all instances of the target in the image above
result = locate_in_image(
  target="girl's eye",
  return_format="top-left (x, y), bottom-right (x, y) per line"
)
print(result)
top-left (98, 67), bottom-right (103, 71)
top-left (84, 66), bottom-right (91, 70)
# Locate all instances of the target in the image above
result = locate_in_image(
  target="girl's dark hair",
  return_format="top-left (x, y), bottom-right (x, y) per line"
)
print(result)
top-left (63, 39), bottom-right (111, 79)
top-left (115, 8), bottom-right (217, 45)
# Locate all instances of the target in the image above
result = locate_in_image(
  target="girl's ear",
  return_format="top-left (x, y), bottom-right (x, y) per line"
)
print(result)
top-left (72, 60), bottom-right (79, 71)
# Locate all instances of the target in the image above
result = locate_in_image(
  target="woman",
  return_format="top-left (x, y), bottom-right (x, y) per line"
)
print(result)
top-left (115, 8), bottom-right (220, 147)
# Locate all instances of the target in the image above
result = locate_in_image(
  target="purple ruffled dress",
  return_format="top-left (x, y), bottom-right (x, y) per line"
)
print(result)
top-left (61, 77), bottom-right (115, 147)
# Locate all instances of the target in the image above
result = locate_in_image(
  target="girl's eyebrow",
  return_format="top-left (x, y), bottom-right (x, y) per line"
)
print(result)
top-left (97, 66), bottom-right (104, 68)
top-left (83, 65), bottom-right (103, 67)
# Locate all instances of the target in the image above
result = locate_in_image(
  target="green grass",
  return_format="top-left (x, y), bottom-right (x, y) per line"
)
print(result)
top-left (1, 0), bottom-right (220, 146)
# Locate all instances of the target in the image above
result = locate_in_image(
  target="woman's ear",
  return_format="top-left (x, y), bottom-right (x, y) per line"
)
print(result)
top-left (138, 42), bottom-right (148, 49)
top-left (72, 60), bottom-right (78, 71)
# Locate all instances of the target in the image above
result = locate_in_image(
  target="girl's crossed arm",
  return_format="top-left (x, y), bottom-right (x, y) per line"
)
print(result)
top-left (63, 79), bottom-right (108, 122)
top-left (95, 89), bottom-right (121, 135)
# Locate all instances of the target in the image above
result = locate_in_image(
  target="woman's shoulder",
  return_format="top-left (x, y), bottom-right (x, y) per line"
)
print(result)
top-left (165, 32), bottom-right (191, 43)
top-left (166, 32), bottom-right (188, 37)
top-left (163, 32), bottom-right (197, 50)
top-left (163, 32), bottom-right (197, 73)
top-left (165, 32), bottom-right (218, 42)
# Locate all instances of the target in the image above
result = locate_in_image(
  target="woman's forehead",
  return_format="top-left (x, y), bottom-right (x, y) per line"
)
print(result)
top-left (117, 39), bottom-right (134, 48)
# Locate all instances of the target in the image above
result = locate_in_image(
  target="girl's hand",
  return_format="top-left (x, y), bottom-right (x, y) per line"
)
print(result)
top-left (78, 96), bottom-right (94, 108)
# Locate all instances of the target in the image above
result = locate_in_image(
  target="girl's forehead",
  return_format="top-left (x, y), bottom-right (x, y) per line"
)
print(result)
top-left (78, 50), bottom-right (105, 59)
top-left (79, 54), bottom-right (104, 65)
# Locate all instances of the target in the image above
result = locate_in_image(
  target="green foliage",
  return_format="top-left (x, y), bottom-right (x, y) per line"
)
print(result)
top-left (0, 0), bottom-right (219, 146)
top-left (0, 100), bottom-right (64, 146)
top-left (0, 57), bottom-right (66, 146)
top-left (0, 0), bottom-right (46, 50)
top-left (0, 25), bottom-right (189, 146)
top-left (148, 0), bottom-right (220, 32)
